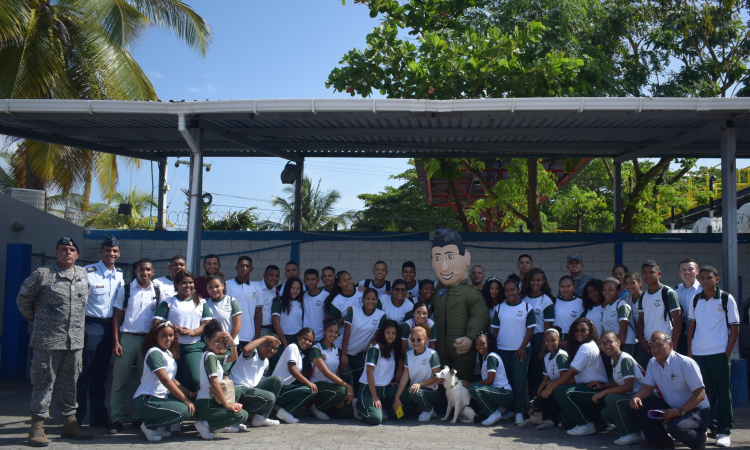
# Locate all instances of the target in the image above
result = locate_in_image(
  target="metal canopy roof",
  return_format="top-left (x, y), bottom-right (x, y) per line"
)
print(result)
top-left (1, 97), bottom-right (750, 163)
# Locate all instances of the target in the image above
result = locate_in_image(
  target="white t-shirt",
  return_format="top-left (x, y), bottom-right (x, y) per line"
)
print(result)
top-left (379, 294), bottom-right (414, 325)
top-left (271, 342), bottom-right (304, 386)
top-left (360, 344), bottom-right (396, 386)
top-left (197, 351), bottom-right (227, 400)
top-left (688, 289), bottom-right (740, 356)
top-left (404, 347), bottom-right (440, 389)
top-left (405, 282), bottom-right (420, 300)
top-left (543, 349), bottom-right (569, 381)
top-left (636, 286), bottom-right (681, 342)
top-left (358, 279), bottom-right (390, 296)
top-left (226, 279), bottom-right (259, 342)
top-left (229, 349), bottom-right (268, 388)
top-left (206, 295), bottom-right (241, 345)
top-left (309, 341), bottom-right (341, 383)
top-left (402, 318), bottom-right (436, 351)
top-left (272, 299), bottom-right (304, 336)
top-left (329, 292), bottom-right (360, 348)
top-left (601, 298), bottom-right (636, 344)
top-left (114, 280), bottom-right (167, 334)
top-left (252, 281), bottom-right (278, 327)
top-left (134, 347), bottom-right (176, 398)
top-left (554, 297), bottom-right (583, 336)
top-left (583, 304), bottom-right (604, 338)
top-left (491, 301), bottom-right (535, 351)
top-left (153, 297), bottom-right (212, 345)
top-left (303, 289), bottom-right (328, 342)
top-left (344, 307), bottom-right (386, 355)
top-left (523, 294), bottom-right (555, 334)
top-left (153, 276), bottom-right (175, 298)
top-left (612, 352), bottom-right (644, 393)
top-left (481, 352), bottom-right (512, 390)
top-left (570, 341), bottom-right (608, 384)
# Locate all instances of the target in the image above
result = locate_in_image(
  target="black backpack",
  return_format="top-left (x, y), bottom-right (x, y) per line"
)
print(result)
top-left (692, 291), bottom-right (731, 328)
top-left (364, 279), bottom-right (391, 292)
top-left (120, 283), bottom-right (161, 326)
top-left (637, 285), bottom-right (679, 325)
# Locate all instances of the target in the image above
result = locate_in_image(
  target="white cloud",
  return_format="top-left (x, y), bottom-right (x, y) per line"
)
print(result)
top-left (188, 87), bottom-right (202, 93)
top-left (206, 83), bottom-right (218, 95)
top-left (149, 71), bottom-right (164, 79)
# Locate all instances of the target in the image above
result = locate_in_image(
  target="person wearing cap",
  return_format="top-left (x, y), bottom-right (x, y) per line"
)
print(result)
top-left (16, 237), bottom-right (93, 446)
top-left (630, 331), bottom-right (710, 450)
top-left (566, 254), bottom-right (593, 298)
top-left (76, 236), bottom-right (124, 429)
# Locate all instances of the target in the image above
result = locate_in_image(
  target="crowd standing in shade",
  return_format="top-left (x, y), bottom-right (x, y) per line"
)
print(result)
top-left (16, 238), bottom-right (741, 450)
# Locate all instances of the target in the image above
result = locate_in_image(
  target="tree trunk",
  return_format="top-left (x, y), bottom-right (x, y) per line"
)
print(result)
top-left (82, 168), bottom-right (93, 211)
top-left (527, 158), bottom-right (542, 233)
top-left (448, 179), bottom-right (471, 232)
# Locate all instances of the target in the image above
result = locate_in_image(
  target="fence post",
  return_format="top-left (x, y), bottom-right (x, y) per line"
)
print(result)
top-left (1, 243), bottom-right (32, 381)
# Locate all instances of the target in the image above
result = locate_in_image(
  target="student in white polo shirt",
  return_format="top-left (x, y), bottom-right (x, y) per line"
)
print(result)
top-left (394, 324), bottom-right (441, 422)
top-left (611, 264), bottom-right (630, 300)
top-left (401, 261), bottom-right (420, 299)
top-left (270, 277), bottom-right (305, 374)
top-left (253, 265), bottom-right (280, 338)
top-left (555, 276), bottom-right (583, 348)
top-left (630, 331), bottom-right (710, 450)
top-left (230, 334), bottom-right (283, 428)
top-left (342, 288), bottom-right (386, 394)
top-left (520, 268), bottom-right (555, 399)
top-left (110, 258), bottom-right (169, 432)
top-left (467, 331), bottom-right (513, 426)
top-left (675, 258), bottom-right (701, 355)
top-left (205, 273), bottom-right (241, 346)
top-left (308, 321), bottom-right (354, 420)
top-left (601, 277), bottom-right (637, 357)
top-left (226, 256), bottom-right (261, 346)
top-left (324, 270), bottom-right (363, 348)
top-left (635, 260), bottom-right (682, 369)
top-left (153, 255), bottom-right (186, 298)
top-left (303, 269), bottom-right (327, 343)
top-left (357, 261), bottom-right (391, 296)
top-left (687, 266), bottom-right (739, 448)
top-left (379, 279), bottom-right (414, 325)
top-left (277, 261), bottom-right (307, 297)
top-left (269, 328), bottom-right (318, 423)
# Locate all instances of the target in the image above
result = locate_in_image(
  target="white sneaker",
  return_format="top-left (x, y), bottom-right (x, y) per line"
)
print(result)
top-left (169, 423), bottom-right (181, 432)
top-left (606, 423), bottom-right (617, 432)
top-left (567, 422), bottom-right (596, 436)
top-left (502, 410), bottom-right (515, 420)
top-left (310, 404), bottom-right (330, 420)
top-left (140, 423), bottom-right (162, 442)
top-left (515, 413), bottom-right (524, 425)
top-left (213, 425), bottom-right (240, 433)
top-left (194, 420), bottom-right (215, 440)
top-left (716, 434), bottom-right (731, 447)
top-left (613, 433), bottom-right (641, 445)
top-left (352, 398), bottom-right (361, 420)
top-left (418, 409), bottom-right (434, 422)
top-left (482, 410), bottom-right (504, 426)
top-left (381, 410), bottom-right (389, 420)
top-left (431, 409), bottom-right (437, 418)
top-left (275, 407), bottom-right (299, 424)
top-left (251, 416), bottom-right (280, 427)
top-left (496, 406), bottom-right (507, 416)
top-left (155, 426), bottom-right (171, 437)
top-left (237, 424), bottom-right (247, 431)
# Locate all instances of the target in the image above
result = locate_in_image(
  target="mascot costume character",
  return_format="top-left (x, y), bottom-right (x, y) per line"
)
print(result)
top-left (431, 228), bottom-right (490, 381)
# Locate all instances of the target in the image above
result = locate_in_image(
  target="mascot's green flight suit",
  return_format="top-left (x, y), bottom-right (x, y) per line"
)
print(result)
top-left (430, 228), bottom-right (490, 381)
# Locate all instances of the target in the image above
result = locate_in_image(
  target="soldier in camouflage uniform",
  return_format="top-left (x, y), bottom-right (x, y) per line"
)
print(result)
top-left (430, 228), bottom-right (490, 382)
top-left (16, 237), bottom-right (93, 447)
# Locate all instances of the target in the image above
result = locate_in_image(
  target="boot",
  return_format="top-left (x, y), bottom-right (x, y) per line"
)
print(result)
top-left (28, 416), bottom-right (49, 447)
top-left (60, 415), bottom-right (93, 440)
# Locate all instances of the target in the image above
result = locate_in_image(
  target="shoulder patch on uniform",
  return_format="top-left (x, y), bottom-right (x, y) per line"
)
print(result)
top-left (86, 266), bottom-right (97, 272)
top-left (436, 288), bottom-right (446, 297)
top-left (115, 267), bottom-right (122, 272)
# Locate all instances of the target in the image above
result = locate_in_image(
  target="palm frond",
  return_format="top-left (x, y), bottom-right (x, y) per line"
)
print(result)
top-left (128, 0), bottom-right (212, 56)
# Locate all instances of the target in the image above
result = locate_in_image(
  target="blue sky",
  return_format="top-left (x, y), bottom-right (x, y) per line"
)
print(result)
top-left (89, 1), bottom-right (742, 228)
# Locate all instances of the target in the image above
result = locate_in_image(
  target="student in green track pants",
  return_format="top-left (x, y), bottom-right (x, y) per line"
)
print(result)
top-left (269, 328), bottom-right (318, 423)
top-left (308, 321), bottom-right (355, 420)
top-left (593, 330), bottom-right (645, 446)
top-left (394, 324), bottom-right (441, 422)
top-left (467, 331), bottom-right (513, 426)
top-left (229, 334), bottom-right (284, 427)
top-left (545, 317), bottom-right (609, 436)
top-left (687, 266), bottom-right (740, 448)
top-left (132, 321), bottom-right (194, 442)
top-left (193, 321), bottom-right (248, 440)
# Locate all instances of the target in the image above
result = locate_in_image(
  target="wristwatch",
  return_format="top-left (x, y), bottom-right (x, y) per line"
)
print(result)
top-left (675, 408), bottom-right (686, 416)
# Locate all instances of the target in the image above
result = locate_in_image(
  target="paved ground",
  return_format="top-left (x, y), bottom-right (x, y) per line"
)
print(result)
top-left (1, 378), bottom-right (749, 449)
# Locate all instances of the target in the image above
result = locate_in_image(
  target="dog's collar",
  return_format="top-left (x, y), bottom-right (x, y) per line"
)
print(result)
top-left (450, 379), bottom-right (460, 388)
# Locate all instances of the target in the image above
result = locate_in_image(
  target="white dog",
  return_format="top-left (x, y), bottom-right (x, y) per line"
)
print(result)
top-left (435, 366), bottom-right (477, 424)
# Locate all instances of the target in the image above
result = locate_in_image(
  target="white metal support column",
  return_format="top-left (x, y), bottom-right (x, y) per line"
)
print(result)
top-left (156, 161), bottom-right (168, 231)
top-left (293, 157), bottom-right (304, 231)
top-left (721, 124), bottom-right (738, 302)
top-left (179, 116), bottom-right (204, 275)
top-left (613, 161), bottom-right (622, 232)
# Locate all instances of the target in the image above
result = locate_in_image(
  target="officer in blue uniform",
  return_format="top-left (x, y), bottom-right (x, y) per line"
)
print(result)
top-left (76, 236), bottom-right (123, 428)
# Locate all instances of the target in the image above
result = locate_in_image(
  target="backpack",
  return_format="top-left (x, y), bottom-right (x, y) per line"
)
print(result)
top-left (120, 283), bottom-right (161, 326)
top-left (364, 279), bottom-right (391, 293)
top-left (637, 286), bottom-right (679, 325)
top-left (692, 291), bottom-right (731, 328)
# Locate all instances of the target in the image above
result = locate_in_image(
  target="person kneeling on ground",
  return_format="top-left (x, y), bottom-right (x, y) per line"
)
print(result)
top-left (269, 327), bottom-right (318, 423)
top-left (630, 330), bottom-right (710, 450)
top-left (229, 334), bottom-right (284, 427)
top-left (394, 325), bottom-right (441, 422)
top-left (308, 321), bottom-right (355, 420)
top-left (466, 330), bottom-right (513, 426)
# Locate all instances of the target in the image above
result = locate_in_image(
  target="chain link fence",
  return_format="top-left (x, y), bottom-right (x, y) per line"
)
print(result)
top-left (31, 253), bottom-right (135, 284)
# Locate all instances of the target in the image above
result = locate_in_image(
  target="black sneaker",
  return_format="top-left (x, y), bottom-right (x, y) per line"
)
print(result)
top-left (131, 419), bottom-right (143, 429)
top-left (707, 431), bottom-right (718, 439)
top-left (89, 418), bottom-right (113, 429)
top-left (107, 421), bottom-right (122, 435)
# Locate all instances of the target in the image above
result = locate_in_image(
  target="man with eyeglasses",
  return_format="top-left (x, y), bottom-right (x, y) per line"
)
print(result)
top-left (674, 258), bottom-right (701, 355)
top-left (630, 331), bottom-right (709, 450)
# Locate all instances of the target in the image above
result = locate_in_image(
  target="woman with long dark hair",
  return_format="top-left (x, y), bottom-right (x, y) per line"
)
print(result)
top-left (341, 288), bottom-right (386, 395)
top-left (415, 279), bottom-right (435, 317)
top-left (308, 321), bottom-right (354, 420)
top-left (520, 268), bottom-right (555, 397)
top-left (466, 330), bottom-right (513, 426)
top-left (482, 277), bottom-right (504, 313)
top-left (152, 270), bottom-right (212, 392)
top-left (324, 271), bottom-right (362, 348)
top-left (270, 277), bottom-right (306, 373)
top-left (581, 279), bottom-right (605, 339)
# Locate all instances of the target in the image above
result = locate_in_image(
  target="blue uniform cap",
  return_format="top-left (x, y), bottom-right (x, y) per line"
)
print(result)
top-left (57, 236), bottom-right (79, 252)
top-left (102, 235), bottom-right (120, 247)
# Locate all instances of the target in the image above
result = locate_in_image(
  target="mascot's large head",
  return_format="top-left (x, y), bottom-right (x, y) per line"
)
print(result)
top-left (431, 228), bottom-right (471, 286)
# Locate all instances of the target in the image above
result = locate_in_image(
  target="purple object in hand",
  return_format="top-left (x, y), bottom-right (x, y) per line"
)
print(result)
top-left (647, 410), bottom-right (668, 420)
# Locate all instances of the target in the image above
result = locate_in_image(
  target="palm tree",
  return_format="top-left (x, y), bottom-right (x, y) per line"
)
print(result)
top-left (264, 177), bottom-right (358, 231)
top-left (83, 186), bottom-right (165, 229)
top-left (1, 0), bottom-right (212, 206)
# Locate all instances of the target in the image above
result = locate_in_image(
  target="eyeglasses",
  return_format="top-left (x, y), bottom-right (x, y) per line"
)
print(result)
top-left (392, 288), bottom-right (407, 293)
top-left (574, 328), bottom-right (590, 334)
top-left (410, 338), bottom-right (425, 343)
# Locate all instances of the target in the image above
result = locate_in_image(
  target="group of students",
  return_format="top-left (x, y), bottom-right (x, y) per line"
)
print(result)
top-left (26, 237), bottom-right (739, 449)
